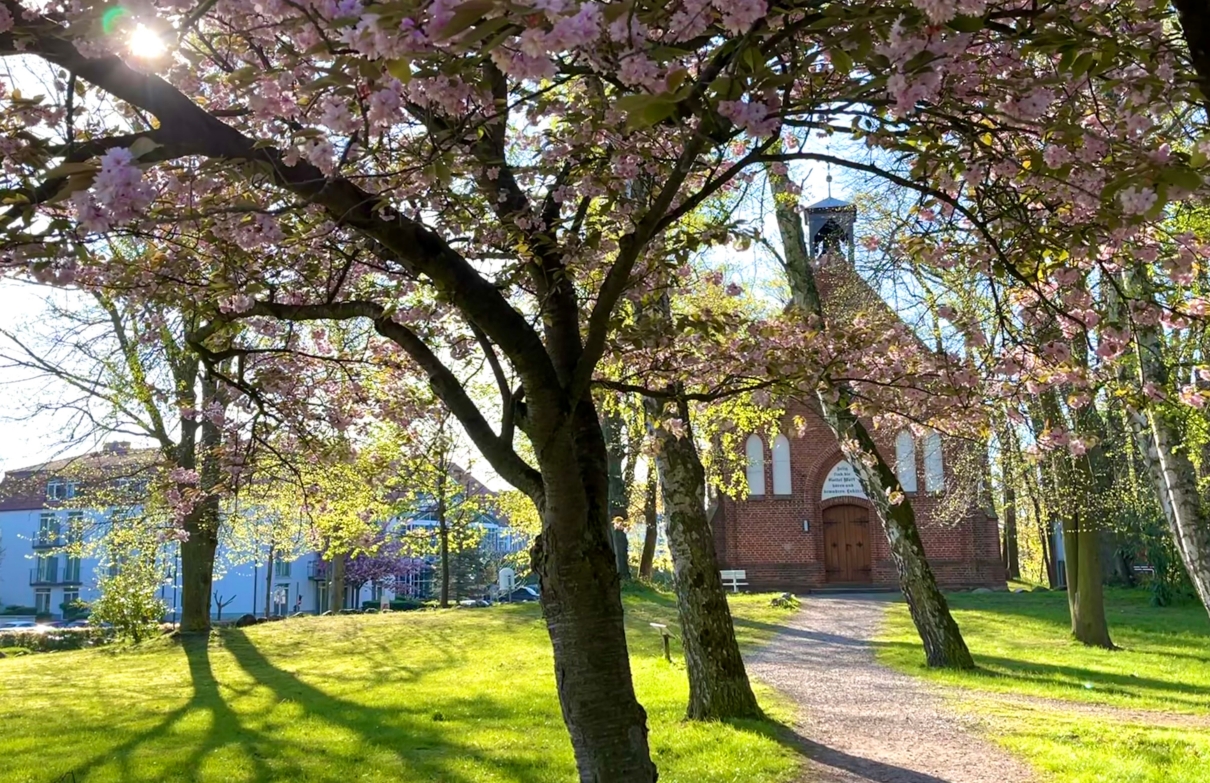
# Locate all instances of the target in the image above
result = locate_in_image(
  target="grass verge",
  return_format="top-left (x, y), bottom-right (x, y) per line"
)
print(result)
top-left (876, 587), bottom-right (1210, 783)
top-left (0, 584), bottom-right (800, 783)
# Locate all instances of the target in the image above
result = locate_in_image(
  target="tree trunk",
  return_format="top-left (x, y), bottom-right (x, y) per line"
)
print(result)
top-left (178, 377), bottom-right (224, 634)
top-left (830, 411), bottom-right (975, 669)
top-left (1063, 512), bottom-right (1115, 648)
top-left (639, 468), bottom-right (659, 579)
top-left (646, 395), bottom-right (761, 720)
top-left (438, 490), bottom-right (451, 609)
top-left (328, 552), bottom-right (345, 612)
top-left (1002, 483), bottom-right (1021, 580)
top-left (604, 411), bottom-right (632, 580)
top-left (1120, 267), bottom-right (1210, 618)
top-left (179, 495), bottom-right (219, 633)
top-left (531, 402), bottom-right (657, 782)
top-left (767, 164), bottom-right (973, 670)
top-left (264, 545), bottom-right (275, 617)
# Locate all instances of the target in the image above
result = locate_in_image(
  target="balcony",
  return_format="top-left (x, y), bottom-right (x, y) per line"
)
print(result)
top-left (31, 535), bottom-right (65, 550)
top-left (30, 568), bottom-right (82, 587)
top-left (307, 561), bottom-right (329, 581)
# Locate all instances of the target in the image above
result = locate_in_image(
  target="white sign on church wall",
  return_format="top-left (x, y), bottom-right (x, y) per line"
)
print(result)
top-left (821, 461), bottom-right (868, 500)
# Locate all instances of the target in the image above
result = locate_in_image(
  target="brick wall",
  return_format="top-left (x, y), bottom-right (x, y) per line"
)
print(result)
top-left (713, 398), bottom-right (1006, 592)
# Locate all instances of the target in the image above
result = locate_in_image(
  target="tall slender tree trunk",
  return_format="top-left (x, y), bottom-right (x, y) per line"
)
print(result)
top-left (264, 545), bottom-right (275, 617)
top-left (604, 411), bottom-right (632, 580)
top-left (645, 395), bottom-right (761, 720)
top-left (531, 399), bottom-right (656, 782)
top-left (438, 481), bottom-right (451, 609)
top-left (639, 468), bottom-right (659, 579)
top-left (768, 166), bottom-right (973, 669)
top-left (1002, 484), bottom-right (1021, 580)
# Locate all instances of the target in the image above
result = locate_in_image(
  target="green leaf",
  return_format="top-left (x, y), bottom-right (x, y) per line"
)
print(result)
top-left (830, 48), bottom-right (852, 75)
top-left (436, 0), bottom-right (495, 42)
top-left (946, 15), bottom-right (984, 33)
top-left (386, 58), bottom-right (413, 83)
top-left (615, 94), bottom-right (680, 129)
top-left (1159, 167), bottom-right (1203, 192)
top-left (128, 136), bottom-right (160, 160)
top-left (43, 161), bottom-right (97, 179)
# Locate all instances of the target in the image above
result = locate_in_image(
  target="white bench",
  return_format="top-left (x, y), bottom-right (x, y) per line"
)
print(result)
top-left (720, 569), bottom-right (748, 593)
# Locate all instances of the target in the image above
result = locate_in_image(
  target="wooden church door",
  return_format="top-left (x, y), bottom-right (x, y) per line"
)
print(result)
top-left (822, 504), bottom-right (872, 583)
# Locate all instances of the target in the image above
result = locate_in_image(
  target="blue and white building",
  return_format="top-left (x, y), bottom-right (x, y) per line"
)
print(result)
top-left (0, 444), bottom-right (528, 620)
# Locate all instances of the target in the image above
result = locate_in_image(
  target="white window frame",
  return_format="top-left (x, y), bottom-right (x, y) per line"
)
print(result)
top-left (771, 435), bottom-right (792, 495)
top-left (923, 432), bottom-right (945, 493)
top-left (34, 588), bottom-right (51, 614)
top-left (745, 435), bottom-right (766, 496)
top-left (895, 431), bottom-right (918, 493)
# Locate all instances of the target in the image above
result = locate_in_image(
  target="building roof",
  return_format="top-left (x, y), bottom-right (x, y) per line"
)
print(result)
top-left (0, 444), bottom-right (162, 512)
top-left (805, 196), bottom-right (854, 210)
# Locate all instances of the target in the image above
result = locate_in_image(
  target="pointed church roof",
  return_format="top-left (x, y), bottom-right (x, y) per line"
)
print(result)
top-left (805, 196), bottom-right (853, 210)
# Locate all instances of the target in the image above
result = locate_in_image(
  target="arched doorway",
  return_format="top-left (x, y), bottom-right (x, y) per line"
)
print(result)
top-left (823, 504), bottom-right (872, 584)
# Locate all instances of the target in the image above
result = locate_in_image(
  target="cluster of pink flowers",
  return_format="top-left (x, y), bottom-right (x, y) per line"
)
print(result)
top-left (71, 147), bottom-right (154, 232)
top-left (718, 98), bottom-right (780, 137)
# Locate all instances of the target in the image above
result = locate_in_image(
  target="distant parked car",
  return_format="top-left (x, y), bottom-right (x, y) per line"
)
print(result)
top-left (0, 621), bottom-right (53, 633)
top-left (457, 599), bottom-right (491, 608)
top-left (501, 586), bottom-right (539, 603)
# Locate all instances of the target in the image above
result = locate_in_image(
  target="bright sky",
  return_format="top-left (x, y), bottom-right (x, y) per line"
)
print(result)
top-left (0, 52), bottom-right (846, 486)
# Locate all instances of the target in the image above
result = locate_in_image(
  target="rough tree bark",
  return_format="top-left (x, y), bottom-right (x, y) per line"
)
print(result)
top-left (768, 168), bottom-right (973, 669)
top-left (532, 398), bottom-right (657, 782)
top-left (177, 372), bottom-right (224, 634)
top-left (645, 395), bottom-right (762, 720)
top-left (639, 468), bottom-right (659, 579)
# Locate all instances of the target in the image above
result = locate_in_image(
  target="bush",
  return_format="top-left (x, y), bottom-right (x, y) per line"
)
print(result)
top-left (0, 606), bottom-right (37, 616)
top-left (389, 598), bottom-right (424, 612)
top-left (90, 564), bottom-right (168, 643)
top-left (0, 628), bottom-right (112, 653)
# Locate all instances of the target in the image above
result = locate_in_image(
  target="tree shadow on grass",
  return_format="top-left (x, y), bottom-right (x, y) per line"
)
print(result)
top-left (730, 616), bottom-right (867, 649)
top-left (729, 717), bottom-right (954, 783)
top-left (222, 629), bottom-right (556, 782)
top-left (57, 633), bottom-right (294, 783)
top-left (871, 638), bottom-right (1210, 710)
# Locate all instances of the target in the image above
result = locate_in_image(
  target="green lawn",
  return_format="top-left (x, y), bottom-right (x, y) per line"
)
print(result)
top-left (877, 587), bottom-right (1210, 783)
top-left (0, 585), bottom-right (801, 783)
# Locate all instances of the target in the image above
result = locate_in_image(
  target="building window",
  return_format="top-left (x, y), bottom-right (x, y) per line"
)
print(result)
top-left (64, 556), bottom-right (81, 583)
top-left (370, 583), bottom-right (383, 604)
top-left (772, 435), bottom-right (792, 495)
top-left (35, 589), bottom-right (51, 615)
top-left (745, 435), bottom-right (766, 496)
top-left (895, 431), bottom-right (918, 493)
top-left (923, 432), bottom-right (944, 492)
top-left (274, 559), bottom-right (291, 578)
top-left (63, 589), bottom-right (80, 613)
top-left (37, 513), bottom-right (61, 546)
top-left (316, 580), bottom-right (329, 613)
top-left (46, 480), bottom-right (77, 501)
top-left (36, 555), bottom-right (59, 584)
top-left (273, 584), bottom-right (290, 616)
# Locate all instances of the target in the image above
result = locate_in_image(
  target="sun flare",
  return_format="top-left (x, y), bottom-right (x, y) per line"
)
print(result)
top-left (128, 24), bottom-right (166, 58)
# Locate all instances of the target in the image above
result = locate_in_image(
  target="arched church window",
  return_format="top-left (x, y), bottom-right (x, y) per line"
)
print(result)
top-left (745, 435), bottom-right (766, 496)
top-left (923, 432), bottom-right (944, 492)
top-left (772, 435), bottom-right (792, 495)
top-left (895, 431), bottom-right (918, 493)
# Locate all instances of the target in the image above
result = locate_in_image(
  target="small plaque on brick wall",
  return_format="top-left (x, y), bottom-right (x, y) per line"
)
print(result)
top-left (821, 461), bottom-right (868, 500)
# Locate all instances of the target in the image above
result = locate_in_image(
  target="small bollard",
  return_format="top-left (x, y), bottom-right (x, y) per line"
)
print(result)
top-left (650, 622), bottom-right (672, 662)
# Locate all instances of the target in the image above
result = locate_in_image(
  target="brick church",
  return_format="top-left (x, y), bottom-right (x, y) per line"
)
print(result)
top-left (708, 196), bottom-right (1005, 592)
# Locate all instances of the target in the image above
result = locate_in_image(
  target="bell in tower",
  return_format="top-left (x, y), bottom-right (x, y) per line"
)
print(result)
top-left (804, 176), bottom-right (857, 265)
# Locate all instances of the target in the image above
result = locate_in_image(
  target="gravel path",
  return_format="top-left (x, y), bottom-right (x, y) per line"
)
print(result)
top-left (746, 594), bottom-right (1037, 783)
